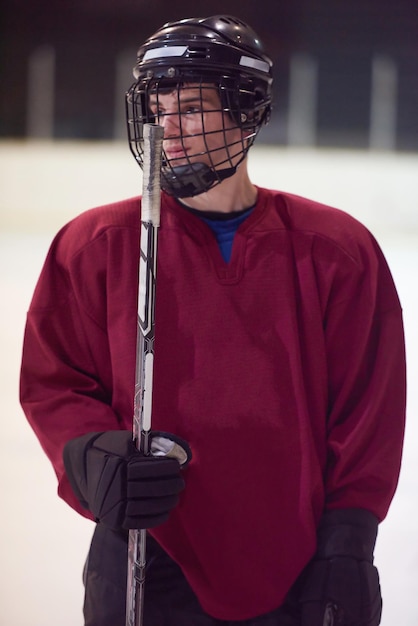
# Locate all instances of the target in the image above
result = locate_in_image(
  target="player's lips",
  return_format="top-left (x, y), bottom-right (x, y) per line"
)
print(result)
top-left (164, 145), bottom-right (187, 160)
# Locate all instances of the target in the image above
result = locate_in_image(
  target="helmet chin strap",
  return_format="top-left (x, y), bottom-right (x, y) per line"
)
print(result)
top-left (161, 162), bottom-right (237, 198)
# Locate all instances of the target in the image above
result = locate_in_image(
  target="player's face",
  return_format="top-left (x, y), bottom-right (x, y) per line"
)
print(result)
top-left (148, 83), bottom-right (244, 172)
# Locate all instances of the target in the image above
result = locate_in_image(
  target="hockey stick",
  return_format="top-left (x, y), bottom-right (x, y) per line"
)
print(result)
top-left (126, 123), bottom-right (164, 626)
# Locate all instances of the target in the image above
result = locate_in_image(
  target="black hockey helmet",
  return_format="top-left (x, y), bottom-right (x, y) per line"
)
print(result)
top-left (126, 15), bottom-right (273, 198)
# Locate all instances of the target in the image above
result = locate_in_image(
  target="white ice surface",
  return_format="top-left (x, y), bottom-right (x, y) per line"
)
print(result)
top-left (0, 142), bottom-right (417, 625)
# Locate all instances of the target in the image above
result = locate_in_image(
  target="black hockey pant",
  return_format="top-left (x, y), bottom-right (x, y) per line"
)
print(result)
top-left (83, 524), bottom-right (301, 626)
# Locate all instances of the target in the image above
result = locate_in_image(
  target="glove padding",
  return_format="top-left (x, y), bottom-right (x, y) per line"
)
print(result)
top-left (299, 508), bottom-right (382, 626)
top-left (63, 430), bottom-right (190, 530)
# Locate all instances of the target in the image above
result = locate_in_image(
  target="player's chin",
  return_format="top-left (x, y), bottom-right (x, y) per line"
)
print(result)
top-left (169, 155), bottom-right (208, 170)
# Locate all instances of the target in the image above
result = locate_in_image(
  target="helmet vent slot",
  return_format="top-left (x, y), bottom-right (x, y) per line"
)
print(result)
top-left (219, 16), bottom-right (245, 27)
top-left (186, 46), bottom-right (208, 59)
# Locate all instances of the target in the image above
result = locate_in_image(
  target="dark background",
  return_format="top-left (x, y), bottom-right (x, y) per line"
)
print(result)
top-left (1, 0), bottom-right (417, 149)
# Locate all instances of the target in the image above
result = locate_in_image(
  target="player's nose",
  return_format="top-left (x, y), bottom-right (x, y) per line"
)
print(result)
top-left (159, 111), bottom-right (181, 137)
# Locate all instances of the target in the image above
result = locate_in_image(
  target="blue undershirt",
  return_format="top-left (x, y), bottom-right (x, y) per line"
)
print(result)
top-left (181, 205), bottom-right (255, 262)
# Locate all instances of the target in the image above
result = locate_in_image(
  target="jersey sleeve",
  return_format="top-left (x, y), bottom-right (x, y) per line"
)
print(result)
top-left (19, 221), bottom-right (129, 518)
top-left (318, 230), bottom-right (406, 521)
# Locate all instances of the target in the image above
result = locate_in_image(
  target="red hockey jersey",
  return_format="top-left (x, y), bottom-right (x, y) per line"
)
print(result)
top-left (20, 187), bottom-right (406, 620)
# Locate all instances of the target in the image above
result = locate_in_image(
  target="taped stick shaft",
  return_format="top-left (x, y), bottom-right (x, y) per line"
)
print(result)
top-left (126, 124), bottom-right (164, 626)
top-left (141, 125), bottom-right (164, 225)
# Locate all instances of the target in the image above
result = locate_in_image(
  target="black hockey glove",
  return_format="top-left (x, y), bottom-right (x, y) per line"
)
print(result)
top-left (63, 430), bottom-right (191, 531)
top-left (298, 508), bottom-right (382, 626)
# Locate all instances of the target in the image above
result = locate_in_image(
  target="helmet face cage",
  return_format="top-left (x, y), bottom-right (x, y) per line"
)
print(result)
top-left (126, 16), bottom-right (273, 198)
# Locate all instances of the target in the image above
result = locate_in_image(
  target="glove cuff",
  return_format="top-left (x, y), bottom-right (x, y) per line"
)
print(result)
top-left (63, 431), bottom-right (136, 509)
top-left (316, 508), bottom-right (378, 562)
top-left (149, 430), bottom-right (192, 467)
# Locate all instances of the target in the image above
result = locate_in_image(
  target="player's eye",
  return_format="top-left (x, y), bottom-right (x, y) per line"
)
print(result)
top-left (187, 105), bottom-right (201, 114)
top-left (149, 106), bottom-right (165, 119)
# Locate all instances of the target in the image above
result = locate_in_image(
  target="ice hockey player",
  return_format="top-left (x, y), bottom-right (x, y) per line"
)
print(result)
top-left (20, 14), bottom-right (406, 626)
